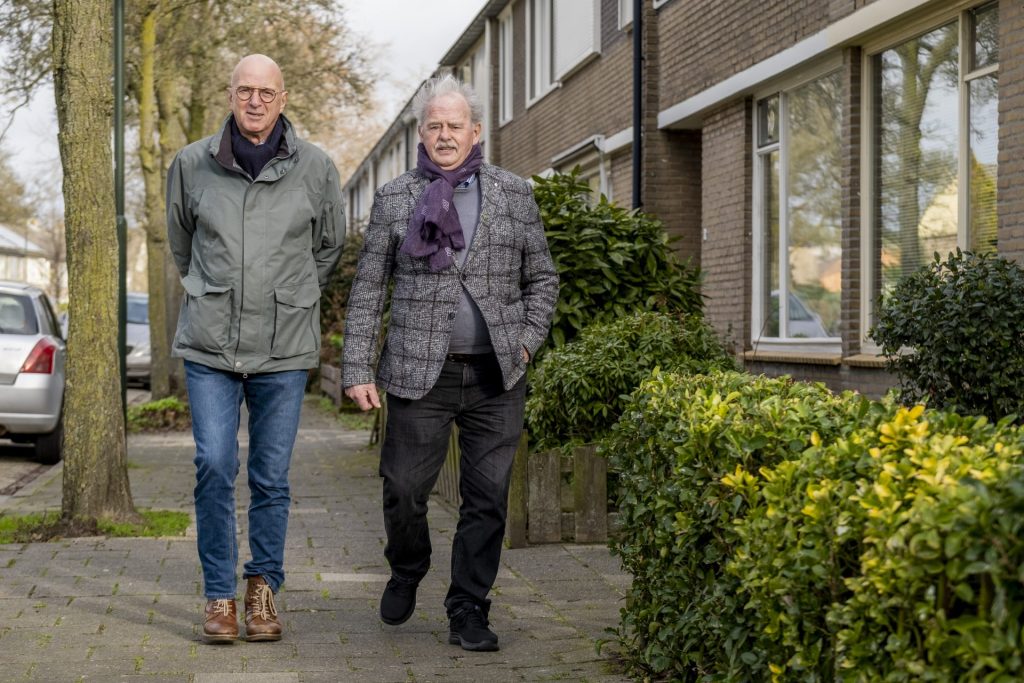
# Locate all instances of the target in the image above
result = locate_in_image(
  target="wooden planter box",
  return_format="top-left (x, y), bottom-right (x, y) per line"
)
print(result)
top-left (320, 363), bottom-right (344, 406)
top-left (433, 427), bottom-right (611, 548)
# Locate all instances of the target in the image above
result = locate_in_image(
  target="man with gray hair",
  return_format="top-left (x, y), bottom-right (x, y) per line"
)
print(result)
top-left (342, 74), bottom-right (558, 651)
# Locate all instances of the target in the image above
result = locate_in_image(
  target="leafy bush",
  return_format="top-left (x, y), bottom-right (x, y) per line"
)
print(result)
top-left (127, 396), bottom-right (190, 433)
top-left (605, 370), bottom-right (865, 680)
top-left (532, 169), bottom-right (703, 357)
top-left (525, 311), bottom-right (735, 451)
top-left (870, 249), bottom-right (1024, 420)
top-left (831, 408), bottom-right (1024, 681)
top-left (725, 400), bottom-right (897, 681)
top-left (610, 367), bottom-right (1024, 682)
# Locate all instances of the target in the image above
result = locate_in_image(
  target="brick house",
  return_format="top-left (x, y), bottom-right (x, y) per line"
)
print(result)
top-left (343, 0), bottom-right (1014, 396)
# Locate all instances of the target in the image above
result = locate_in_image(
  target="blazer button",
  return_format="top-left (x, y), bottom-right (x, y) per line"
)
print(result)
top-left (460, 273), bottom-right (467, 282)
top-left (448, 312), bottom-right (456, 320)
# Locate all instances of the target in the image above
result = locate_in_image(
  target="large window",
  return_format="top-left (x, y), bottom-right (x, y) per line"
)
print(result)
top-left (528, 0), bottom-right (600, 104)
top-left (527, 0), bottom-right (553, 102)
top-left (867, 3), bottom-right (998, 323)
top-left (754, 69), bottom-right (843, 343)
top-left (498, 10), bottom-right (513, 124)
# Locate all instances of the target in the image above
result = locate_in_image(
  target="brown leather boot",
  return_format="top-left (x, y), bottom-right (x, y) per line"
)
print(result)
top-left (202, 599), bottom-right (239, 643)
top-left (244, 575), bottom-right (282, 642)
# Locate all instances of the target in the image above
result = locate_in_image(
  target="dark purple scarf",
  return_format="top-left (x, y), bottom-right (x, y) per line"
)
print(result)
top-left (400, 142), bottom-right (484, 272)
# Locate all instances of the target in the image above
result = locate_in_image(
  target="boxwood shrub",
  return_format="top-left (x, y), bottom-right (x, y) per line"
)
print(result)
top-left (525, 311), bottom-right (735, 451)
top-left (605, 370), bottom-right (867, 680)
top-left (609, 369), bottom-right (1024, 681)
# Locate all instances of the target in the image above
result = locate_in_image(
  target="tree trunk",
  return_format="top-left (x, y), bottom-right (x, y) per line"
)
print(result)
top-left (52, 0), bottom-right (139, 523)
top-left (156, 56), bottom-right (187, 397)
top-left (136, 4), bottom-right (172, 399)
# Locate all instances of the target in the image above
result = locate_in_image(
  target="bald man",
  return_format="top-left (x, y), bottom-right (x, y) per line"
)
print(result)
top-left (167, 54), bottom-right (345, 643)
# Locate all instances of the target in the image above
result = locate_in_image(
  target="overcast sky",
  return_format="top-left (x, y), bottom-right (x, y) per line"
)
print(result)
top-left (3, 0), bottom-right (489, 186)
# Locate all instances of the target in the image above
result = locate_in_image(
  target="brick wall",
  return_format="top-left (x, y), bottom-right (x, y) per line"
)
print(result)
top-left (747, 361), bottom-right (894, 398)
top-left (655, 0), bottom-right (879, 111)
top-left (840, 47), bottom-right (863, 357)
top-left (998, 0), bottom-right (1024, 259)
top-left (646, 131), bottom-right (702, 263)
top-left (700, 99), bottom-right (752, 354)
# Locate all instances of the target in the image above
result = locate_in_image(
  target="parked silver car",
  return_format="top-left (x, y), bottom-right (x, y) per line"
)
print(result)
top-left (0, 281), bottom-right (65, 464)
top-left (126, 292), bottom-right (151, 386)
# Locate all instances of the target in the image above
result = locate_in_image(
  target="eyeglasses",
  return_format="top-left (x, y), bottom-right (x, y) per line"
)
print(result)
top-left (232, 85), bottom-right (280, 104)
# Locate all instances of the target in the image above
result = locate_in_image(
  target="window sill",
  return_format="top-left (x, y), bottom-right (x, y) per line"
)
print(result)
top-left (556, 50), bottom-right (601, 85)
top-left (842, 353), bottom-right (887, 369)
top-left (744, 350), bottom-right (841, 366)
top-left (526, 83), bottom-right (560, 110)
top-left (744, 350), bottom-right (890, 369)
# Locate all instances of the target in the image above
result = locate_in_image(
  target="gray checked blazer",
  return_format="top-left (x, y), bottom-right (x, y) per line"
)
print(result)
top-left (341, 164), bottom-right (559, 400)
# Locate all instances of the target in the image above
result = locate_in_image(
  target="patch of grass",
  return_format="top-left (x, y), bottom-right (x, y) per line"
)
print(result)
top-left (98, 510), bottom-right (190, 537)
top-left (336, 409), bottom-right (375, 431)
top-left (314, 394), bottom-right (376, 431)
top-left (127, 397), bottom-right (191, 433)
top-left (0, 509), bottom-right (190, 543)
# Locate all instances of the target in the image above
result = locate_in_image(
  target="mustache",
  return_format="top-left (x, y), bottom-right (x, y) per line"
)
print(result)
top-left (434, 143), bottom-right (457, 151)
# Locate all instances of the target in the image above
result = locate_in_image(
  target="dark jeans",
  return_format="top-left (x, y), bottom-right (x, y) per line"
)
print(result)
top-left (380, 354), bottom-right (526, 615)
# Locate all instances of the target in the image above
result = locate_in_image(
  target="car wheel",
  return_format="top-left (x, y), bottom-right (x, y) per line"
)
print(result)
top-left (34, 418), bottom-right (63, 465)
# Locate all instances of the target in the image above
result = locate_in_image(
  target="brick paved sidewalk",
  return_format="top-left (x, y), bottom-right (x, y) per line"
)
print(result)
top-left (0, 397), bottom-right (630, 682)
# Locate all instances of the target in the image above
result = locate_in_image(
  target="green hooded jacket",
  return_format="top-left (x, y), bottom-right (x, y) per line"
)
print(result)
top-left (166, 115), bottom-right (345, 374)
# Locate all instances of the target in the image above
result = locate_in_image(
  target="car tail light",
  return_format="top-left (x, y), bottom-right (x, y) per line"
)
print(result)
top-left (20, 338), bottom-right (57, 374)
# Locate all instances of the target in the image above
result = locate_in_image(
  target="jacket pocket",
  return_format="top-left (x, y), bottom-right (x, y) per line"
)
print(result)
top-left (271, 281), bottom-right (321, 359)
top-left (181, 274), bottom-right (232, 354)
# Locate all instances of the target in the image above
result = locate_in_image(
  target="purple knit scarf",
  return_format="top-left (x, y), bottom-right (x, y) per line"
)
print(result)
top-left (400, 142), bottom-right (484, 272)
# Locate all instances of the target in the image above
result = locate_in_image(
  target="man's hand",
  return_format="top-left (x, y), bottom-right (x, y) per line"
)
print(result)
top-left (522, 346), bottom-right (530, 363)
top-left (344, 383), bottom-right (381, 411)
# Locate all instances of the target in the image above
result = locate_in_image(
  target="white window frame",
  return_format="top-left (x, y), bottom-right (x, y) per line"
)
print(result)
top-left (498, 9), bottom-right (514, 125)
top-left (619, 0), bottom-right (633, 30)
top-left (751, 57), bottom-right (843, 353)
top-left (527, 0), bottom-right (602, 108)
top-left (526, 0), bottom-right (555, 106)
top-left (553, 0), bottom-right (601, 80)
top-left (859, 2), bottom-right (1000, 352)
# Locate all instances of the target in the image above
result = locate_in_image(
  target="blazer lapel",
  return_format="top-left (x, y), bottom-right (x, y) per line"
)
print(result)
top-left (462, 165), bottom-right (498, 272)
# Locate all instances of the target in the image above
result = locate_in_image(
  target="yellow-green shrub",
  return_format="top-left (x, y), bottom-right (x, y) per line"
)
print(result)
top-left (605, 370), bottom-right (865, 680)
top-left (610, 369), bottom-right (1024, 682)
top-left (832, 408), bottom-right (1024, 681)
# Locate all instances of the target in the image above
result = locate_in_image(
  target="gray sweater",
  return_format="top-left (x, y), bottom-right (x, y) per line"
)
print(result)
top-left (448, 179), bottom-right (491, 354)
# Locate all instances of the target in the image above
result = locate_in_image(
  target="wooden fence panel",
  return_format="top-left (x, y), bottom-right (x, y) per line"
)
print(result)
top-left (320, 364), bottom-right (343, 406)
top-left (572, 444), bottom-right (607, 543)
top-left (528, 450), bottom-right (562, 543)
top-left (505, 431), bottom-right (529, 548)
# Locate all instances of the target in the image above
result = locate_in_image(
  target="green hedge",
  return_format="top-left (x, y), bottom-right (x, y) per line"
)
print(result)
top-left (608, 370), bottom-right (1024, 681)
top-left (525, 311), bottom-right (735, 451)
top-left (870, 249), bottom-right (1024, 420)
top-left (605, 370), bottom-right (867, 680)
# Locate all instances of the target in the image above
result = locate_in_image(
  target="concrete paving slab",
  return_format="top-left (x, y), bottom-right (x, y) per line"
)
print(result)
top-left (0, 396), bottom-right (631, 682)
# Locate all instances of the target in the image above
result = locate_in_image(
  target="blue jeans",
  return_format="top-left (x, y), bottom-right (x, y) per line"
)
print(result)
top-left (185, 360), bottom-right (308, 599)
top-left (380, 353), bottom-right (526, 616)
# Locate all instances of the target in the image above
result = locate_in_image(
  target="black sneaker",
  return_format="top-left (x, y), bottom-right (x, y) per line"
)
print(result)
top-left (380, 578), bottom-right (417, 625)
top-left (448, 603), bottom-right (499, 652)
